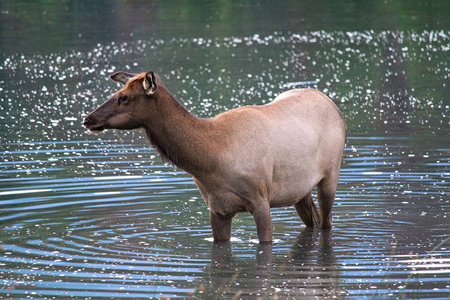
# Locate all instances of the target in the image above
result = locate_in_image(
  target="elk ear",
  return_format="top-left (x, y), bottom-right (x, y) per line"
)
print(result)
top-left (143, 71), bottom-right (158, 95)
top-left (109, 72), bottom-right (138, 85)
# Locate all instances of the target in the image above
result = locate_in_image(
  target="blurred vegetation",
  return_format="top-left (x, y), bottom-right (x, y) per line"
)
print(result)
top-left (1, 0), bottom-right (450, 55)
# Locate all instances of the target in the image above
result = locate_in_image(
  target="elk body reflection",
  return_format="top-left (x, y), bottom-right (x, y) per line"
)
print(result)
top-left (198, 228), bottom-right (342, 299)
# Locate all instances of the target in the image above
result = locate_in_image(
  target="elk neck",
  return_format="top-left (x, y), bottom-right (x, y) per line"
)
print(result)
top-left (142, 86), bottom-right (219, 176)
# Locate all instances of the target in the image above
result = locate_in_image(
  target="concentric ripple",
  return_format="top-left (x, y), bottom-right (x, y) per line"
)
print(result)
top-left (1, 29), bottom-right (449, 299)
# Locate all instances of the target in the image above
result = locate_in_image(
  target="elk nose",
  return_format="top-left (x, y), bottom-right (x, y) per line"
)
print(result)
top-left (83, 117), bottom-right (92, 126)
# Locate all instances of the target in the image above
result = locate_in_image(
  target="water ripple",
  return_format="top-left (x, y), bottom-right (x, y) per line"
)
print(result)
top-left (1, 29), bottom-right (449, 298)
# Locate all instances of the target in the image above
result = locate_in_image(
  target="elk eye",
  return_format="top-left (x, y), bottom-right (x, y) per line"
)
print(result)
top-left (118, 95), bottom-right (128, 104)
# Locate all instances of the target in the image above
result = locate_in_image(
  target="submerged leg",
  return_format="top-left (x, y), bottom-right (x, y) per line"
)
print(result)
top-left (317, 175), bottom-right (339, 229)
top-left (209, 211), bottom-right (232, 242)
top-left (252, 203), bottom-right (273, 243)
top-left (295, 192), bottom-right (320, 228)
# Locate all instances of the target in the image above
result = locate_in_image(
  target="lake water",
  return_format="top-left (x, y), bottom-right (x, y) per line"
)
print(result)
top-left (1, 1), bottom-right (449, 299)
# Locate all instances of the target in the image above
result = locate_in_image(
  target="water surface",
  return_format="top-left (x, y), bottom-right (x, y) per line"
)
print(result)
top-left (1, 1), bottom-right (449, 299)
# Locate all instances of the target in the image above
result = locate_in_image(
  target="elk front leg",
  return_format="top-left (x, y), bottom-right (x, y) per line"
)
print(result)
top-left (252, 203), bottom-right (273, 243)
top-left (209, 211), bottom-right (232, 242)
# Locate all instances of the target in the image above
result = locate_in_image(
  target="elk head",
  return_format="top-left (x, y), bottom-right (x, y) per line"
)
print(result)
top-left (83, 71), bottom-right (158, 133)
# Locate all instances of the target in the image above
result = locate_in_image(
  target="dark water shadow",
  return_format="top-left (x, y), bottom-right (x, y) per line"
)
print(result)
top-left (195, 228), bottom-right (342, 299)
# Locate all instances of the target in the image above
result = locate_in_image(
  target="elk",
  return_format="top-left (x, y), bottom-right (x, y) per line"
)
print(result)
top-left (83, 70), bottom-right (346, 243)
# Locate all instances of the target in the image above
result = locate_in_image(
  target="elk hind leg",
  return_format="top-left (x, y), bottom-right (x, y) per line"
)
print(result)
top-left (295, 192), bottom-right (320, 228)
top-left (317, 175), bottom-right (339, 229)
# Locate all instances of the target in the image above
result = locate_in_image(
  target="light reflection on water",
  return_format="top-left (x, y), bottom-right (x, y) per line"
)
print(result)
top-left (1, 136), bottom-right (449, 298)
top-left (1, 29), bottom-right (449, 299)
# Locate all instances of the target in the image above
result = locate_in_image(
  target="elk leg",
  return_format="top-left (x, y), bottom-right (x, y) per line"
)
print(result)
top-left (295, 192), bottom-right (320, 227)
top-left (252, 203), bottom-right (273, 243)
top-left (209, 211), bottom-right (232, 242)
top-left (317, 175), bottom-right (339, 229)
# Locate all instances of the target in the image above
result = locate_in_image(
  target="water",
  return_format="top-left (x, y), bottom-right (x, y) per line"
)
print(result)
top-left (1, 1), bottom-right (449, 299)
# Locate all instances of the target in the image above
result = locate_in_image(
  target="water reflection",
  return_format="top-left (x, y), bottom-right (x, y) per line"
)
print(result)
top-left (0, 135), bottom-right (449, 297)
top-left (202, 228), bottom-right (342, 299)
top-left (2, 30), bottom-right (449, 142)
top-left (1, 8), bottom-right (449, 297)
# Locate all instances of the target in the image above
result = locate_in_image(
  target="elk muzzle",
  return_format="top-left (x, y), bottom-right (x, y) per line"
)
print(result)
top-left (83, 114), bottom-right (105, 133)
